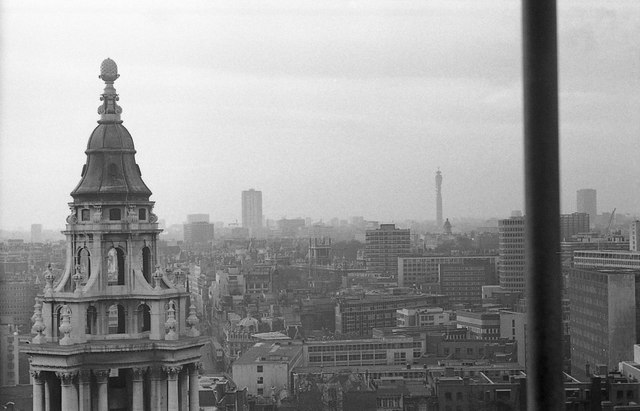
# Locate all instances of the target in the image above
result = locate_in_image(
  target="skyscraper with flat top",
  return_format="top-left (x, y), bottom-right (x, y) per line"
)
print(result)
top-left (242, 189), bottom-right (262, 235)
top-left (498, 216), bottom-right (526, 292)
top-left (577, 189), bottom-right (597, 227)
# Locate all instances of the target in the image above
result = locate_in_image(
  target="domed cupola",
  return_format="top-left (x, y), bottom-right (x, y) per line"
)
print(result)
top-left (71, 58), bottom-right (152, 202)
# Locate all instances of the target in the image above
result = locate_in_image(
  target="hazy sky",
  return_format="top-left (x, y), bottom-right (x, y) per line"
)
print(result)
top-left (2, 0), bottom-right (640, 230)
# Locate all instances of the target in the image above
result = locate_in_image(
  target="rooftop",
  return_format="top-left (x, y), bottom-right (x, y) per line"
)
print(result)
top-left (233, 342), bottom-right (302, 366)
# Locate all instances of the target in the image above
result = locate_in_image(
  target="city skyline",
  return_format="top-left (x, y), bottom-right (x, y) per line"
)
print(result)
top-left (2, 1), bottom-right (640, 231)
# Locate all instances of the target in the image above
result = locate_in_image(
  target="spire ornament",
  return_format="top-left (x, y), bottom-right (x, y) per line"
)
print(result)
top-left (73, 264), bottom-right (83, 294)
top-left (58, 306), bottom-right (73, 345)
top-left (164, 300), bottom-right (178, 340)
top-left (186, 304), bottom-right (200, 337)
top-left (43, 264), bottom-right (55, 296)
top-left (31, 301), bottom-right (46, 344)
top-left (98, 58), bottom-right (122, 122)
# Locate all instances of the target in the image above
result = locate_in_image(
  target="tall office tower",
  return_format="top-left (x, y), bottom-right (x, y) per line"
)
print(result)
top-left (31, 223), bottom-right (43, 243)
top-left (364, 223), bottom-right (411, 278)
top-left (631, 221), bottom-right (640, 251)
top-left (577, 188), bottom-right (597, 226)
top-left (22, 60), bottom-right (204, 411)
top-left (183, 213), bottom-right (214, 248)
top-left (436, 169), bottom-right (443, 229)
top-left (498, 216), bottom-right (526, 292)
top-left (567, 267), bottom-right (640, 379)
top-left (241, 189), bottom-right (262, 236)
top-left (559, 212), bottom-right (589, 241)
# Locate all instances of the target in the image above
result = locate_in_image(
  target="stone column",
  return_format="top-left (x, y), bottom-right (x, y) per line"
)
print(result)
top-left (131, 367), bottom-right (147, 411)
top-left (78, 370), bottom-right (91, 411)
top-left (163, 365), bottom-right (182, 411)
top-left (189, 362), bottom-right (201, 411)
top-left (44, 373), bottom-right (51, 411)
top-left (94, 369), bottom-right (110, 411)
top-left (149, 365), bottom-right (166, 410)
top-left (179, 368), bottom-right (188, 411)
top-left (56, 371), bottom-right (79, 411)
top-left (31, 370), bottom-right (45, 411)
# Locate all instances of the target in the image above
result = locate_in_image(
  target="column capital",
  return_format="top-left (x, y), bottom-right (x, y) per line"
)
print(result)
top-left (78, 369), bottom-right (92, 383)
top-left (162, 365), bottom-right (183, 379)
top-left (55, 370), bottom-right (78, 386)
top-left (94, 369), bottom-right (111, 384)
top-left (148, 365), bottom-right (165, 381)
top-left (30, 369), bottom-right (45, 383)
top-left (132, 366), bottom-right (148, 381)
top-left (189, 361), bottom-right (203, 375)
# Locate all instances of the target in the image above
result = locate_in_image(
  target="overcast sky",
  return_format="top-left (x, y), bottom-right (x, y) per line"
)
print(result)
top-left (1, 0), bottom-right (640, 230)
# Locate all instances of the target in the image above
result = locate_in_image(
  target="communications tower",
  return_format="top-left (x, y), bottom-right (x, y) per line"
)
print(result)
top-left (436, 169), bottom-right (443, 229)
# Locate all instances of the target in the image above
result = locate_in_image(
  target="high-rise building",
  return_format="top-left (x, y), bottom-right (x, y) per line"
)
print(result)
top-left (364, 224), bottom-right (411, 277)
top-left (31, 224), bottom-right (43, 243)
top-left (498, 216), bottom-right (526, 292)
top-left (241, 189), bottom-right (262, 236)
top-left (559, 212), bottom-right (589, 241)
top-left (22, 59), bottom-right (204, 411)
top-left (630, 221), bottom-right (640, 252)
top-left (577, 188), bottom-right (597, 226)
top-left (567, 267), bottom-right (640, 379)
top-left (436, 169), bottom-right (443, 229)
top-left (183, 213), bottom-right (214, 248)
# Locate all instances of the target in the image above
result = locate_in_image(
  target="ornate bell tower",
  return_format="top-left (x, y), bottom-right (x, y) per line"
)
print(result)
top-left (22, 59), bottom-right (205, 411)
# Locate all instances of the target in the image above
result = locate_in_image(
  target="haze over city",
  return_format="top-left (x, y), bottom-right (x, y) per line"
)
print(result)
top-left (2, 0), bottom-right (640, 231)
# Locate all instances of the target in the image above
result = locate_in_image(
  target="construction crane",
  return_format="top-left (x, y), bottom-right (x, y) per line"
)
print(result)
top-left (605, 208), bottom-right (616, 238)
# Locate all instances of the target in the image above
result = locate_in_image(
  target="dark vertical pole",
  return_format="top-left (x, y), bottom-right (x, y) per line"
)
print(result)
top-left (522, 0), bottom-right (564, 410)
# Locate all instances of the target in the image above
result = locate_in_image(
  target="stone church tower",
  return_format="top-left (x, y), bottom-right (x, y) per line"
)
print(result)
top-left (22, 59), bottom-right (204, 411)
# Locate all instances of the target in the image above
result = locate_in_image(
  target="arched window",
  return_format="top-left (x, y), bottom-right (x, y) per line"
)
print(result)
top-left (139, 208), bottom-right (147, 221)
top-left (142, 247), bottom-right (151, 283)
top-left (137, 304), bottom-right (151, 333)
top-left (107, 247), bottom-right (125, 285)
top-left (86, 306), bottom-right (97, 335)
top-left (109, 208), bottom-right (121, 221)
top-left (54, 306), bottom-right (63, 339)
top-left (78, 247), bottom-right (91, 280)
top-left (108, 304), bottom-right (126, 334)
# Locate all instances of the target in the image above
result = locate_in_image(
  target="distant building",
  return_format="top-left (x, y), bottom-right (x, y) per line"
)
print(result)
top-left (573, 250), bottom-right (640, 270)
top-left (31, 224), bottom-right (43, 243)
top-left (304, 336), bottom-right (419, 367)
top-left (439, 263), bottom-right (492, 305)
top-left (365, 224), bottom-right (410, 278)
top-left (242, 189), bottom-right (263, 236)
top-left (0, 277), bottom-right (41, 332)
top-left (0, 324), bottom-right (20, 386)
top-left (500, 310), bottom-right (527, 367)
top-left (335, 292), bottom-right (448, 336)
top-left (560, 212), bottom-right (589, 241)
top-left (183, 213), bottom-right (214, 249)
top-left (498, 216), bottom-right (526, 292)
top-left (396, 307), bottom-right (451, 327)
top-left (455, 311), bottom-right (501, 341)
top-left (232, 341), bottom-right (304, 397)
top-left (309, 237), bottom-right (331, 266)
top-left (567, 267), bottom-right (640, 379)
top-left (631, 221), bottom-right (640, 252)
top-left (398, 255), bottom-right (497, 292)
top-left (577, 188), bottom-right (597, 227)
